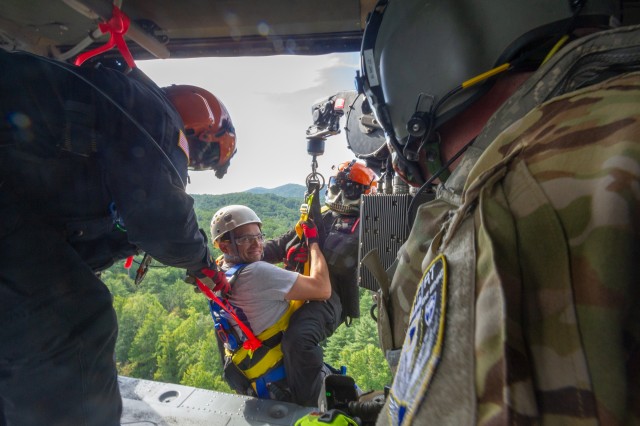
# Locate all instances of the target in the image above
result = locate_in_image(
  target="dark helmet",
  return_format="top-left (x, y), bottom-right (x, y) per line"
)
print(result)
top-left (326, 160), bottom-right (378, 215)
top-left (358, 0), bottom-right (619, 186)
top-left (164, 85), bottom-right (237, 178)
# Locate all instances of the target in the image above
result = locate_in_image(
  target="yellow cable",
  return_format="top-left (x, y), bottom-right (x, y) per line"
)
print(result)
top-left (542, 35), bottom-right (570, 65)
top-left (461, 63), bottom-right (511, 89)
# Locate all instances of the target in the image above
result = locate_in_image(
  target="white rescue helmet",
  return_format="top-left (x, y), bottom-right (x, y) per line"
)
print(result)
top-left (210, 205), bottom-right (262, 247)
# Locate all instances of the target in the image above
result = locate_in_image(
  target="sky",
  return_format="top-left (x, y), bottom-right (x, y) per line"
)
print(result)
top-left (138, 53), bottom-right (361, 195)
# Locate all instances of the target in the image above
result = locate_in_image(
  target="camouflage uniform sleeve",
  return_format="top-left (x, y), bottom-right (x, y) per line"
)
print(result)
top-left (380, 72), bottom-right (640, 425)
top-left (468, 72), bottom-right (640, 424)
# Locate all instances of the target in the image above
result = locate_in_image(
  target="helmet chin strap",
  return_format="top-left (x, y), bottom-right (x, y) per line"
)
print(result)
top-left (223, 234), bottom-right (244, 264)
top-left (414, 136), bottom-right (477, 197)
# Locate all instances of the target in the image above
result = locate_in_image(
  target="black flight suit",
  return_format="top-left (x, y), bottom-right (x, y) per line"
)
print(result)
top-left (0, 50), bottom-right (209, 426)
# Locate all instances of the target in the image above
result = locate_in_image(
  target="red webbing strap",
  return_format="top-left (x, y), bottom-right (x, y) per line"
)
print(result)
top-left (350, 217), bottom-right (360, 234)
top-left (74, 5), bottom-right (136, 68)
top-left (123, 255), bottom-right (134, 269)
top-left (195, 278), bottom-right (262, 352)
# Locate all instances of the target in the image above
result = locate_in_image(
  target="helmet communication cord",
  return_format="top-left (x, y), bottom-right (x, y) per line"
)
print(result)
top-left (404, 136), bottom-right (477, 233)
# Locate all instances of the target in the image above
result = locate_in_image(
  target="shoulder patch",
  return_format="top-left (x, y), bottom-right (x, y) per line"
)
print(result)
top-left (388, 254), bottom-right (448, 426)
top-left (178, 129), bottom-right (190, 162)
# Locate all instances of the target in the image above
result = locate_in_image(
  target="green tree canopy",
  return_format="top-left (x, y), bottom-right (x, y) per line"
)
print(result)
top-left (103, 192), bottom-right (391, 397)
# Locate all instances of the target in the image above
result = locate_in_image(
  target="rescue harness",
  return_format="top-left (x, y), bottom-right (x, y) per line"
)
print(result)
top-left (197, 264), bottom-right (303, 399)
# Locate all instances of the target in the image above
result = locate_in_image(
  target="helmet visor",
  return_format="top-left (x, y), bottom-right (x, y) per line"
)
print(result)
top-left (213, 148), bottom-right (236, 179)
top-left (328, 175), bottom-right (366, 200)
top-left (188, 138), bottom-right (220, 171)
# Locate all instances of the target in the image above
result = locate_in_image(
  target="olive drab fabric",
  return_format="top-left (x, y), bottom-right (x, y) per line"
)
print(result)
top-left (377, 25), bottom-right (640, 425)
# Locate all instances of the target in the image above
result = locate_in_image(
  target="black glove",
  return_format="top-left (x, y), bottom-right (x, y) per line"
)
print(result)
top-left (301, 220), bottom-right (319, 245)
top-left (186, 266), bottom-right (230, 294)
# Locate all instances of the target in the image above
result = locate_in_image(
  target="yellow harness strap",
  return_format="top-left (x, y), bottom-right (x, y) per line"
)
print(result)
top-left (295, 192), bottom-right (315, 275)
top-left (231, 300), bottom-right (304, 380)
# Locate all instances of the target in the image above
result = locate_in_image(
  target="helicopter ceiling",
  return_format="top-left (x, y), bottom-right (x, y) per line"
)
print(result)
top-left (0, 0), bottom-right (375, 62)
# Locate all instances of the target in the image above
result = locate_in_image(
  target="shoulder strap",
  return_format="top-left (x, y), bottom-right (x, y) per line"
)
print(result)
top-left (256, 300), bottom-right (304, 342)
top-left (195, 268), bottom-right (262, 352)
top-left (225, 263), bottom-right (246, 277)
top-left (225, 263), bottom-right (247, 285)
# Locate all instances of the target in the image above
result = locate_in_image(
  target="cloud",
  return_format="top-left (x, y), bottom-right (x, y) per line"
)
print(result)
top-left (139, 53), bottom-right (362, 195)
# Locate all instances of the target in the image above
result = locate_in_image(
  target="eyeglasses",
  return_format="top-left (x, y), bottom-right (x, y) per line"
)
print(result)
top-left (234, 233), bottom-right (265, 245)
top-left (328, 175), bottom-right (366, 200)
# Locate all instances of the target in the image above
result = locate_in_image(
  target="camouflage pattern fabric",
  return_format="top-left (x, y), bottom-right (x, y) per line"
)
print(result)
top-left (467, 71), bottom-right (640, 424)
top-left (378, 71), bottom-right (640, 425)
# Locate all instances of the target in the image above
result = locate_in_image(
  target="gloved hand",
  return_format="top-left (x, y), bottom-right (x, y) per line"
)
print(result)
top-left (186, 266), bottom-right (230, 294)
top-left (301, 220), bottom-right (319, 245)
top-left (286, 242), bottom-right (309, 268)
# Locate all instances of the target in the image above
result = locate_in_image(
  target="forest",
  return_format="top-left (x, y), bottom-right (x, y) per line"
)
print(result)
top-left (102, 192), bottom-right (392, 396)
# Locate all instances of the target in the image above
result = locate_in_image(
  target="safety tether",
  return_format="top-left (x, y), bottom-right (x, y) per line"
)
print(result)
top-left (294, 191), bottom-right (315, 275)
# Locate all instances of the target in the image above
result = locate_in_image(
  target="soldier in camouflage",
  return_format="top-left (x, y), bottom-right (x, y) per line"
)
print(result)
top-left (358, 0), bottom-right (640, 424)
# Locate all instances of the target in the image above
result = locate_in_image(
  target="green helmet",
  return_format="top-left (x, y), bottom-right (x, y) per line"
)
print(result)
top-left (358, 0), bottom-right (620, 186)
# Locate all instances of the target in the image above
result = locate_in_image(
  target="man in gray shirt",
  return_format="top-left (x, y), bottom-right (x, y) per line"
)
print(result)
top-left (210, 204), bottom-right (331, 402)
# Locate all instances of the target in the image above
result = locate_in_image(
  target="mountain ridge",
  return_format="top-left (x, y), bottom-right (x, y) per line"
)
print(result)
top-left (245, 183), bottom-right (306, 199)
top-left (246, 183), bottom-right (325, 202)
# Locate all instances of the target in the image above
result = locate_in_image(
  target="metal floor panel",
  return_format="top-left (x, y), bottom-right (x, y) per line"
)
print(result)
top-left (120, 376), bottom-right (314, 425)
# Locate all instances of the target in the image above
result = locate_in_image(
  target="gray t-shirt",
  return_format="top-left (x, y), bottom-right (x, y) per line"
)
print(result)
top-left (227, 261), bottom-right (299, 336)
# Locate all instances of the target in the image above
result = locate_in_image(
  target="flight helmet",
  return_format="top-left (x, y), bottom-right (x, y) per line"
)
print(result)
top-left (210, 205), bottom-right (262, 248)
top-left (358, 0), bottom-right (619, 186)
top-left (326, 160), bottom-right (378, 216)
top-left (164, 85), bottom-right (237, 178)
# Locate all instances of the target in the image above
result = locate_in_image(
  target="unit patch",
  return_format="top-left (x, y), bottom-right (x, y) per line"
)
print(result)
top-left (178, 129), bottom-right (190, 162)
top-left (387, 254), bottom-right (448, 426)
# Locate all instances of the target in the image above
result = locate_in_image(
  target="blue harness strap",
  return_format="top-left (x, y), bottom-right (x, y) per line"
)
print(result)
top-left (224, 263), bottom-right (247, 278)
top-left (254, 364), bottom-right (287, 399)
top-left (209, 301), bottom-right (239, 351)
top-left (209, 263), bottom-right (247, 352)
